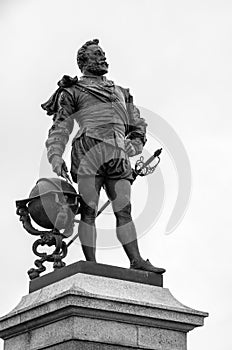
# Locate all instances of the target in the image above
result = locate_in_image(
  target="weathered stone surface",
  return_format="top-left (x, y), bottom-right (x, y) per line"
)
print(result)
top-left (138, 326), bottom-right (186, 350)
top-left (11, 273), bottom-right (205, 317)
top-left (73, 317), bottom-right (137, 347)
top-left (4, 333), bottom-right (29, 350)
top-left (37, 340), bottom-right (137, 349)
top-left (0, 273), bottom-right (208, 349)
top-left (29, 318), bottom-right (74, 349)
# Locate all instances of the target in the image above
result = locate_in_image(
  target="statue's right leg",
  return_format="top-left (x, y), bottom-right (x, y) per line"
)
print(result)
top-left (77, 176), bottom-right (104, 262)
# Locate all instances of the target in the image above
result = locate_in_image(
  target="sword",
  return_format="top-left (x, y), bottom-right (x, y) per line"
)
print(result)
top-left (96, 148), bottom-right (162, 216)
top-left (66, 148), bottom-right (162, 248)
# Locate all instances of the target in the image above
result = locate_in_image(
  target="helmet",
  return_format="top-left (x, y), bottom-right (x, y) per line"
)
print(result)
top-left (27, 178), bottom-right (80, 230)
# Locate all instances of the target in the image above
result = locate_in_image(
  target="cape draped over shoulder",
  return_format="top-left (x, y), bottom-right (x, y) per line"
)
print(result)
top-left (41, 75), bottom-right (79, 116)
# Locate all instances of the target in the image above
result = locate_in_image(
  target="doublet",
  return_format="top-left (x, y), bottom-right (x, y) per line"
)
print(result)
top-left (42, 75), bottom-right (147, 178)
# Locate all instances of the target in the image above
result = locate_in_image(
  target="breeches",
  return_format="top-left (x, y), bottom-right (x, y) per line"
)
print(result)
top-left (70, 134), bottom-right (133, 183)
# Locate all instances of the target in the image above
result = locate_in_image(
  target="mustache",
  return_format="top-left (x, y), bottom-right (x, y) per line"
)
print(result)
top-left (98, 60), bottom-right (109, 68)
top-left (86, 61), bottom-right (109, 71)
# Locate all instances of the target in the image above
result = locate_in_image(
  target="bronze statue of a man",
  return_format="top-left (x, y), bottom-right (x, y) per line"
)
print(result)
top-left (42, 39), bottom-right (165, 274)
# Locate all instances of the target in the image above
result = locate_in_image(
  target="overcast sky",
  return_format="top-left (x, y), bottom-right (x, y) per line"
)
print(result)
top-left (1, 0), bottom-right (232, 349)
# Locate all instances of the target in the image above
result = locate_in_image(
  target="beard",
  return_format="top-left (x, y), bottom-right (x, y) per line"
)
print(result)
top-left (85, 60), bottom-right (109, 76)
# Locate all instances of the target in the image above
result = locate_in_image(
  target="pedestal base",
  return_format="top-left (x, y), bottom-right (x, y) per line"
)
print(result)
top-left (29, 260), bottom-right (163, 293)
top-left (0, 263), bottom-right (208, 350)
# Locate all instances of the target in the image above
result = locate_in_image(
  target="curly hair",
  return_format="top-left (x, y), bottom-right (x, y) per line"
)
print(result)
top-left (77, 39), bottom-right (100, 72)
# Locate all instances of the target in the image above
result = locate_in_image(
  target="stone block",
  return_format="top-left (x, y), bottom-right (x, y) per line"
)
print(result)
top-left (73, 317), bottom-right (137, 347)
top-left (4, 333), bottom-right (29, 350)
top-left (0, 271), bottom-right (208, 349)
top-left (138, 326), bottom-right (186, 350)
top-left (29, 317), bottom-right (74, 349)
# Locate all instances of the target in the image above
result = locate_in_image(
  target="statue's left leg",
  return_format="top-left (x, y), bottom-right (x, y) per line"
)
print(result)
top-left (104, 178), bottom-right (141, 261)
top-left (105, 178), bottom-right (165, 274)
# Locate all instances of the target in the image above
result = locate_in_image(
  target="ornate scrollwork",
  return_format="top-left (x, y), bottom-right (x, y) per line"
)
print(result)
top-left (135, 155), bottom-right (161, 177)
top-left (16, 200), bottom-right (68, 280)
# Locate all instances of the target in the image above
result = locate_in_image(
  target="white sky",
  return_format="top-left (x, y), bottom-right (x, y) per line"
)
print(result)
top-left (1, 0), bottom-right (232, 349)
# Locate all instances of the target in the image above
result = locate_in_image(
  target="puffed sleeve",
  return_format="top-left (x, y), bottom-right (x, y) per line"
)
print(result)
top-left (45, 90), bottom-right (75, 163)
top-left (125, 91), bottom-right (147, 155)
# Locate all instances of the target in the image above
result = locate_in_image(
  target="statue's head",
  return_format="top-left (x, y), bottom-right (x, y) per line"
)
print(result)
top-left (77, 39), bottom-right (109, 76)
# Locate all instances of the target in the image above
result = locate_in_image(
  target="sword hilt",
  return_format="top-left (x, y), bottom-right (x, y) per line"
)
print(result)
top-left (135, 148), bottom-right (162, 177)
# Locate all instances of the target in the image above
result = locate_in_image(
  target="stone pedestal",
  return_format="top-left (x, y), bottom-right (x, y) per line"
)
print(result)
top-left (0, 262), bottom-right (208, 349)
